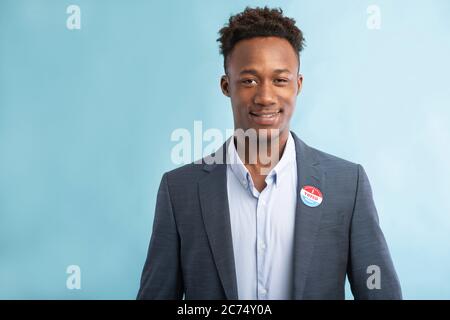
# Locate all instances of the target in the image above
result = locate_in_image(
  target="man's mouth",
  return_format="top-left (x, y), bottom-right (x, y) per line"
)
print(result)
top-left (249, 110), bottom-right (281, 118)
top-left (248, 110), bottom-right (282, 125)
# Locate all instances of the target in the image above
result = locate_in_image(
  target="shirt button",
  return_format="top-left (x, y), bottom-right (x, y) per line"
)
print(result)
top-left (260, 288), bottom-right (267, 295)
top-left (260, 243), bottom-right (266, 250)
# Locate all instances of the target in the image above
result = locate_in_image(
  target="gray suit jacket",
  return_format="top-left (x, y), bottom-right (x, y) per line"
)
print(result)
top-left (137, 132), bottom-right (402, 300)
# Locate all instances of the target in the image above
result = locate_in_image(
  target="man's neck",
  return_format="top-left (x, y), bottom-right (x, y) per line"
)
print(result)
top-left (234, 130), bottom-right (289, 176)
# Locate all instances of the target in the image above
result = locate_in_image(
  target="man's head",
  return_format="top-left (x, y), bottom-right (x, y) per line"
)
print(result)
top-left (217, 7), bottom-right (305, 142)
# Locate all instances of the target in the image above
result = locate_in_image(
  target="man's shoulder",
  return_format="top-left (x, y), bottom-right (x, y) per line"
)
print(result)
top-left (162, 141), bottom-right (228, 186)
top-left (309, 144), bottom-right (358, 169)
top-left (163, 161), bottom-right (209, 186)
top-left (294, 133), bottom-right (360, 177)
top-left (298, 139), bottom-right (363, 191)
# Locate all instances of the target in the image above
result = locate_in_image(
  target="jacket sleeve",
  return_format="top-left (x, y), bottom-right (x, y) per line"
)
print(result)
top-left (347, 164), bottom-right (402, 299)
top-left (137, 172), bottom-right (184, 299)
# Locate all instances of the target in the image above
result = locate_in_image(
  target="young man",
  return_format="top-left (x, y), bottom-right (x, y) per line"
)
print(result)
top-left (137, 7), bottom-right (401, 300)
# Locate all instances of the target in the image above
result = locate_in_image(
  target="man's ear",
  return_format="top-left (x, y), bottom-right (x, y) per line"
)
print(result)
top-left (297, 74), bottom-right (303, 96)
top-left (220, 75), bottom-right (230, 97)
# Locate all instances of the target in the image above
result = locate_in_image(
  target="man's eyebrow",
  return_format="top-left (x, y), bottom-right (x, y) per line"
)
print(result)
top-left (239, 69), bottom-right (259, 76)
top-left (238, 68), bottom-right (293, 75)
top-left (273, 68), bottom-right (293, 74)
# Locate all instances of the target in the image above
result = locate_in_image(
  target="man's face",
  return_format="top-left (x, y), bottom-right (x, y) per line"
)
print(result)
top-left (221, 36), bottom-right (303, 141)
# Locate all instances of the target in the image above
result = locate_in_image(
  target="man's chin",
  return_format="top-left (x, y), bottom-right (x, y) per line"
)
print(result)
top-left (233, 126), bottom-right (286, 143)
top-left (255, 127), bottom-right (283, 141)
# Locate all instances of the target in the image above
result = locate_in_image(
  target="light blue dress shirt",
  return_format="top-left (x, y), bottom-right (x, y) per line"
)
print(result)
top-left (226, 132), bottom-right (298, 300)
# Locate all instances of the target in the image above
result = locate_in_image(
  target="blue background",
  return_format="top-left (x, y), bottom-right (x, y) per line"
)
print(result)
top-left (1, 0), bottom-right (449, 299)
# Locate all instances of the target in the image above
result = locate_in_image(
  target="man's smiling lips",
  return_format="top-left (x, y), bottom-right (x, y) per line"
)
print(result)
top-left (249, 110), bottom-right (282, 125)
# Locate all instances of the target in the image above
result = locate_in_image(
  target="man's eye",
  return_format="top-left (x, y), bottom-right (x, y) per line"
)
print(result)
top-left (241, 79), bottom-right (257, 85)
top-left (274, 79), bottom-right (289, 84)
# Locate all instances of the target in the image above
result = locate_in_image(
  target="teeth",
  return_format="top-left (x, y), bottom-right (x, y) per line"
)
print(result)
top-left (252, 112), bottom-right (279, 117)
top-left (260, 114), bottom-right (276, 117)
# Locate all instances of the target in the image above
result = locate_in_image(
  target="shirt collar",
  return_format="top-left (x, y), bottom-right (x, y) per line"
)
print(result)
top-left (226, 136), bottom-right (250, 189)
top-left (269, 132), bottom-right (296, 187)
top-left (226, 132), bottom-right (296, 189)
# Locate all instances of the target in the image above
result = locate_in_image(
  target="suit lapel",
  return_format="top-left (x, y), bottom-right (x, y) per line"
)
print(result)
top-left (198, 141), bottom-right (238, 300)
top-left (291, 132), bottom-right (326, 299)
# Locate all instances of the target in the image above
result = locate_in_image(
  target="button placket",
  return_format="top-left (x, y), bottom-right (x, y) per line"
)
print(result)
top-left (256, 189), bottom-right (270, 300)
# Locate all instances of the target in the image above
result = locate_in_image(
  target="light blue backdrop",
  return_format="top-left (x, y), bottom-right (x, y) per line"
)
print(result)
top-left (1, 0), bottom-right (449, 299)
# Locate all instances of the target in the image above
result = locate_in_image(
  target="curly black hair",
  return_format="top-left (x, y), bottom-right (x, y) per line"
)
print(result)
top-left (217, 6), bottom-right (305, 73)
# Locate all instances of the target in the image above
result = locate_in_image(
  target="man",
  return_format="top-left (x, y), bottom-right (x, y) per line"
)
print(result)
top-left (137, 7), bottom-right (401, 300)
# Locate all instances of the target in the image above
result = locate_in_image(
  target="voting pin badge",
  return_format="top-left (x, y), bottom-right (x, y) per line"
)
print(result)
top-left (300, 185), bottom-right (323, 207)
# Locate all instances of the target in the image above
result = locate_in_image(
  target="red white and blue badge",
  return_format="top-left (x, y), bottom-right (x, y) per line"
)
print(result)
top-left (300, 185), bottom-right (323, 208)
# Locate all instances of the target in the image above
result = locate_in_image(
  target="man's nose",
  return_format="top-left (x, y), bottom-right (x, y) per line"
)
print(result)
top-left (253, 82), bottom-right (276, 106)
